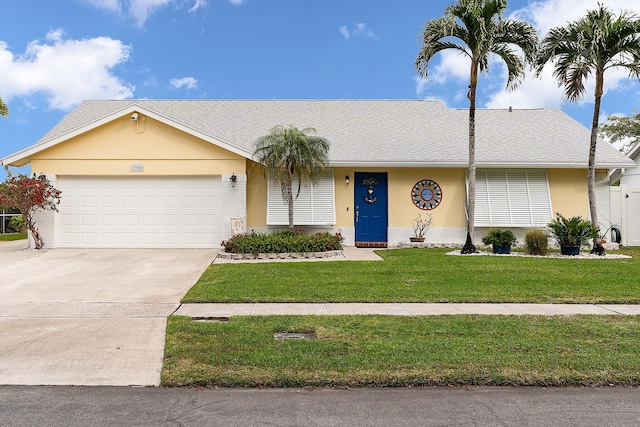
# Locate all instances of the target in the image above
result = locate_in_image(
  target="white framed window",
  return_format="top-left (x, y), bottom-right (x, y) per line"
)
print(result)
top-left (267, 169), bottom-right (336, 226)
top-left (475, 169), bottom-right (553, 227)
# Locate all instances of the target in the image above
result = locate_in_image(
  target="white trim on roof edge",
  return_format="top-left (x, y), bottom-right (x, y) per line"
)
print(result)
top-left (1, 103), bottom-right (256, 166)
top-left (329, 161), bottom-right (632, 169)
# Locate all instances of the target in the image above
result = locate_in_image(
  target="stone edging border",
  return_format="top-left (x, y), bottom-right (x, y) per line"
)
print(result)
top-left (216, 249), bottom-right (344, 261)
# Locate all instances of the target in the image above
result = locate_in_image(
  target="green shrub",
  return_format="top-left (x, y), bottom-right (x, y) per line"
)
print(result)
top-left (221, 229), bottom-right (343, 254)
top-left (547, 213), bottom-right (598, 247)
top-left (481, 228), bottom-right (517, 247)
top-left (9, 214), bottom-right (26, 232)
top-left (524, 229), bottom-right (548, 256)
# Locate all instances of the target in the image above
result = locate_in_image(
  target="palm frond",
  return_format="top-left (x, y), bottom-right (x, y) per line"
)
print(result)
top-left (537, 3), bottom-right (640, 102)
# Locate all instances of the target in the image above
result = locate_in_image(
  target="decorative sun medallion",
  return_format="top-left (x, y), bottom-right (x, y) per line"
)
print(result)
top-left (411, 179), bottom-right (443, 210)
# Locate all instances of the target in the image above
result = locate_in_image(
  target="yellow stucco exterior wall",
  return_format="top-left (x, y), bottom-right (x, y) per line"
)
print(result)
top-left (547, 169), bottom-right (589, 218)
top-left (29, 116), bottom-right (246, 176)
top-left (246, 160), bottom-right (268, 227)
top-left (245, 166), bottom-right (469, 229)
top-left (333, 168), bottom-right (467, 229)
top-left (245, 166), bottom-right (592, 230)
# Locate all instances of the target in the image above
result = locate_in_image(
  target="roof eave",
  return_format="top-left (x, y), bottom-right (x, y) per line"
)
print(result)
top-left (328, 161), bottom-right (635, 169)
top-left (1, 102), bottom-right (256, 166)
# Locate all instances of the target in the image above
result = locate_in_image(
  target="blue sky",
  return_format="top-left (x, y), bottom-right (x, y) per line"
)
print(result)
top-left (1, 0), bottom-right (640, 180)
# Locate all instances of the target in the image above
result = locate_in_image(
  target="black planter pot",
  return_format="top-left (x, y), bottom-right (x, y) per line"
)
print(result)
top-left (492, 244), bottom-right (511, 254)
top-left (560, 245), bottom-right (581, 256)
top-left (409, 237), bottom-right (425, 243)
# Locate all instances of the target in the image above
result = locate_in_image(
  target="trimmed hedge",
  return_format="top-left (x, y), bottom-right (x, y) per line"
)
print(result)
top-left (222, 229), bottom-right (343, 254)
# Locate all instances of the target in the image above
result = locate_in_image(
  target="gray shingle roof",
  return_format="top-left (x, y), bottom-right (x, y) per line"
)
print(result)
top-left (28, 99), bottom-right (635, 168)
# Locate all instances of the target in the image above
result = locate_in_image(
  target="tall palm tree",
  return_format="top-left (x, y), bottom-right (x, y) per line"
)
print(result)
top-left (535, 4), bottom-right (640, 254)
top-left (254, 125), bottom-right (330, 229)
top-left (0, 96), bottom-right (8, 117)
top-left (415, 0), bottom-right (537, 254)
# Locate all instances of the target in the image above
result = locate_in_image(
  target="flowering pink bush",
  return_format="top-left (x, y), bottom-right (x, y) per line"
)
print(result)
top-left (0, 174), bottom-right (61, 249)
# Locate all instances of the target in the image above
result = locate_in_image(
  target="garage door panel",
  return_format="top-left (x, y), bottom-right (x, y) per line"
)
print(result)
top-left (81, 197), bottom-right (98, 208)
top-left (81, 233), bottom-right (98, 245)
top-left (142, 197), bottom-right (159, 208)
top-left (122, 215), bottom-right (138, 226)
top-left (102, 233), bottom-right (118, 245)
top-left (162, 215), bottom-right (179, 226)
top-left (81, 215), bottom-right (98, 226)
top-left (162, 234), bottom-right (180, 245)
top-left (60, 233), bottom-right (78, 245)
top-left (61, 215), bottom-right (78, 226)
top-left (57, 176), bottom-right (221, 248)
top-left (101, 215), bottom-right (118, 226)
top-left (142, 215), bottom-right (159, 226)
top-left (122, 197), bottom-right (138, 208)
top-left (81, 180), bottom-right (99, 189)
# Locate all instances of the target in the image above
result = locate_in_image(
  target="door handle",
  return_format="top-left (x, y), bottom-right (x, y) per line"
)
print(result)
top-left (355, 206), bottom-right (359, 223)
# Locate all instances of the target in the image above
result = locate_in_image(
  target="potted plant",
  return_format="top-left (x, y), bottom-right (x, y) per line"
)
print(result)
top-left (481, 228), bottom-right (517, 254)
top-left (410, 213), bottom-right (433, 243)
top-left (547, 213), bottom-right (599, 255)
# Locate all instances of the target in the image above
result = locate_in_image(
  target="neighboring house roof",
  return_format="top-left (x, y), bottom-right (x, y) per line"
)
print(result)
top-left (3, 99), bottom-right (634, 169)
top-left (610, 139), bottom-right (640, 183)
top-left (624, 139), bottom-right (640, 163)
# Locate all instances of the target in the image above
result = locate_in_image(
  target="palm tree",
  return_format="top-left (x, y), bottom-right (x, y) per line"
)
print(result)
top-left (415, 0), bottom-right (538, 254)
top-left (253, 125), bottom-right (330, 229)
top-left (0, 96), bottom-right (8, 117)
top-left (535, 4), bottom-right (640, 254)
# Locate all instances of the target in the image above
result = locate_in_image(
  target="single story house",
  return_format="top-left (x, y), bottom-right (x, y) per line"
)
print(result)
top-left (1, 99), bottom-right (634, 249)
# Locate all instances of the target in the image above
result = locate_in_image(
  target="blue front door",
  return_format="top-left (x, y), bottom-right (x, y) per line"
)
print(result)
top-left (354, 172), bottom-right (388, 247)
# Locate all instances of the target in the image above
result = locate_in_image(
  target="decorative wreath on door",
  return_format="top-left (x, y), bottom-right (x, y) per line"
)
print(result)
top-left (411, 179), bottom-right (442, 210)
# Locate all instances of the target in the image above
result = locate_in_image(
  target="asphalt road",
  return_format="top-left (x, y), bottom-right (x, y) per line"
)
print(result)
top-left (1, 386), bottom-right (639, 426)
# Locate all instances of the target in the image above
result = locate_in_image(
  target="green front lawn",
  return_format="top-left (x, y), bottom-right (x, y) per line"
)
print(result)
top-left (183, 247), bottom-right (640, 304)
top-left (162, 315), bottom-right (640, 387)
top-left (0, 233), bottom-right (27, 242)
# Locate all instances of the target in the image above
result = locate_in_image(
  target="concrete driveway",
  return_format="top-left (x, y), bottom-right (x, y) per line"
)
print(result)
top-left (0, 240), bottom-right (217, 386)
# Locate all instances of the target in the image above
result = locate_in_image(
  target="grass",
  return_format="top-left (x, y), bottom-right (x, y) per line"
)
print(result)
top-left (0, 233), bottom-right (27, 242)
top-left (183, 247), bottom-right (640, 304)
top-left (162, 314), bottom-right (640, 387)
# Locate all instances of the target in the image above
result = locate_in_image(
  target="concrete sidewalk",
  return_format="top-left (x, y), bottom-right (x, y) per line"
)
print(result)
top-left (175, 302), bottom-right (640, 317)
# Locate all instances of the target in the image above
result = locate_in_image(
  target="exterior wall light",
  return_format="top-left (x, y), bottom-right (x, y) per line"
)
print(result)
top-left (230, 173), bottom-right (237, 188)
top-left (345, 175), bottom-right (350, 186)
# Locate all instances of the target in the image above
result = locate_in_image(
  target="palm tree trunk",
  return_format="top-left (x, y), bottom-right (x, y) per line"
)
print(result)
top-left (589, 74), bottom-right (605, 255)
top-left (286, 180), bottom-right (295, 229)
top-left (462, 67), bottom-right (478, 254)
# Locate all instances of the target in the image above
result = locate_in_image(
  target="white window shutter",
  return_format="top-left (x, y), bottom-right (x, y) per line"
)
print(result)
top-left (267, 169), bottom-right (336, 226)
top-left (526, 170), bottom-right (554, 226)
top-left (474, 169), bottom-right (552, 227)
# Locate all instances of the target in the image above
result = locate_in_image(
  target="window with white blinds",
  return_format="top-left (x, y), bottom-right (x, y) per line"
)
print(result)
top-left (475, 169), bottom-right (553, 227)
top-left (266, 169), bottom-right (336, 226)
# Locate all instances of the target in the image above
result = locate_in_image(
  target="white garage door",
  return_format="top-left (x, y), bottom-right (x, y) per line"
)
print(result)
top-left (57, 176), bottom-right (221, 248)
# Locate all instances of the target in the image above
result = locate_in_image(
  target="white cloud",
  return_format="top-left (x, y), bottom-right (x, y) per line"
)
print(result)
top-left (485, 0), bottom-right (640, 110)
top-left (417, 0), bottom-right (640, 107)
top-left (339, 23), bottom-right (375, 40)
top-left (415, 50), bottom-right (470, 97)
top-left (170, 76), bottom-right (198, 89)
top-left (229, 0), bottom-right (244, 5)
top-left (80, 0), bottom-right (121, 12)
top-left (513, 0), bottom-right (640, 36)
top-left (143, 75), bottom-right (159, 87)
top-left (189, 0), bottom-right (207, 13)
top-left (0, 30), bottom-right (133, 110)
top-left (129, 0), bottom-right (171, 27)
top-left (339, 26), bottom-right (350, 39)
